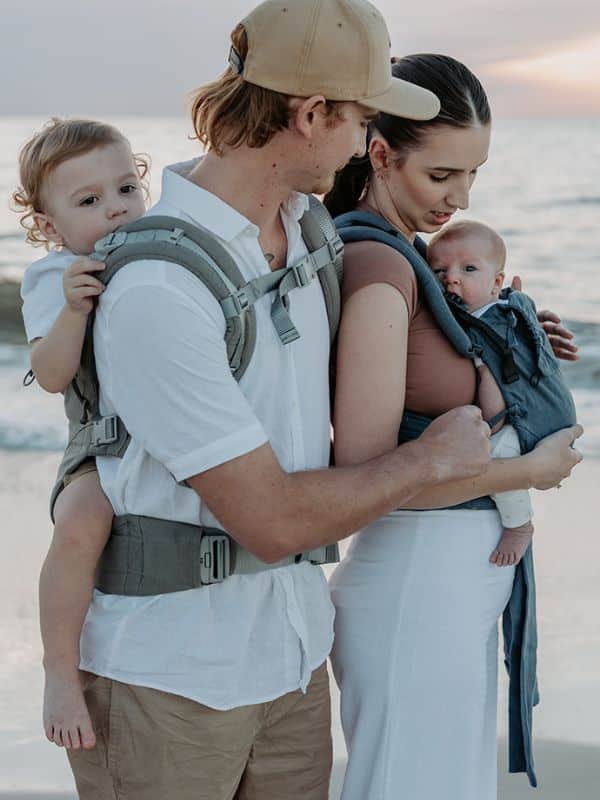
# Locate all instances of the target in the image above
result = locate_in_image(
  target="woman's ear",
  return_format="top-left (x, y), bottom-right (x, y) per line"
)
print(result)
top-left (368, 137), bottom-right (389, 175)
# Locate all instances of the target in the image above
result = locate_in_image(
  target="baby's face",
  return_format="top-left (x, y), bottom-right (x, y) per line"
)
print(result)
top-left (428, 233), bottom-right (504, 311)
top-left (35, 141), bottom-right (146, 254)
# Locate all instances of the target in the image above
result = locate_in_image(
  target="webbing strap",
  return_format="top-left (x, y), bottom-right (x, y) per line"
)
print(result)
top-left (95, 515), bottom-right (340, 596)
top-left (95, 226), bottom-right (337, 347)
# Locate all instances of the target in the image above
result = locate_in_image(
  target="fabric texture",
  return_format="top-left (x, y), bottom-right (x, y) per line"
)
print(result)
top-left (68, 663), bottom-right (332, 800)
top-left (341, 238), bottom-right (478, 416)
top-left (20, 249), bottom-right (77, 342)
top-left (330, 510), bottom-right (515, 800)
top-left (490, 425), bottom-right (533, 528)
top-left (79, 159), bottom-right (335, 709)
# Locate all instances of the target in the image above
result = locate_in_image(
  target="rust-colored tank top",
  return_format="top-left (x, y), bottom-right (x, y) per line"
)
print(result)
top-left (341, 239), bottom-right (477, 416)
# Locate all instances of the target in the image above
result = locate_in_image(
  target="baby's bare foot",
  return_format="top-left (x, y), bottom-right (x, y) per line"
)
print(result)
top-left (490, 522), bottom-right (534, 567)
top-left (43, 669), bottom-right (96, 749)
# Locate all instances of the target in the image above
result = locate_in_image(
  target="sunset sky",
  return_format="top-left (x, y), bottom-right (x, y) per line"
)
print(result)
top-left (1, 0), bottom-right (599, 117)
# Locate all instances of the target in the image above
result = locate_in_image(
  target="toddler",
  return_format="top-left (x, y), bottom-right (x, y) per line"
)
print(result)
top-left (14, 118), bottom-right (148, 749)
top-left (428, 220), bottom-right (536, 567)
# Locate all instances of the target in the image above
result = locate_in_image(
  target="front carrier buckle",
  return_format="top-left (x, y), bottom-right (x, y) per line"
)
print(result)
top-left (327, 234), bottom-right (344, 262)
top-left (90, 416), bottom-right (119, 446)
top-left (199, 532), bottom-right (231, 584)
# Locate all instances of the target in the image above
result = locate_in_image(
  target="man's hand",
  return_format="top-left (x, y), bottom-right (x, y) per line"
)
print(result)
top-left (63, 257), bottom-right (105, 315)
top-left (419, 405), bottom-right (491, 483)
top-left (527, 425), bottom-right (584, 490)
top-left (511, 275), bottom-right (579, 361)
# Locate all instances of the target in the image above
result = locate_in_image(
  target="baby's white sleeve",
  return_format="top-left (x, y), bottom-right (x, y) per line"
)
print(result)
top-left (20, 250), bottom-right (77, 342)
top-left (490, 425), bottom-right (533, 528)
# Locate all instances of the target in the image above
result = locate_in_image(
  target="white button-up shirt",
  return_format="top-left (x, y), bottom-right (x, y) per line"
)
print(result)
top-left (80, 160), bottom-right (335, 709)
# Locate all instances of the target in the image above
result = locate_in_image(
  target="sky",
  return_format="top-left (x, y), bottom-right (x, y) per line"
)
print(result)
top-left (1, 0), bottom-right (599, 117)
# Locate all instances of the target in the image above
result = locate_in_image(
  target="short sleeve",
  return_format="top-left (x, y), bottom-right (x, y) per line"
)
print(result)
top-left (342, 241), bottom-right (418, 319)
top-left (20, 251), bottom-right (76, 342)
top-left (98, 279), bottom-right (269, 482)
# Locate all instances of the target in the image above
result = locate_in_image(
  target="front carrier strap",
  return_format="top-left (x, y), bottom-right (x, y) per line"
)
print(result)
top-left (335, 210), bottom-right (478, 360)
top-left (96, 515), bottom-right (339, 596)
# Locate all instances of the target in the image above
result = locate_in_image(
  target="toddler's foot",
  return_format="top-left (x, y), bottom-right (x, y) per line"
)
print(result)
top-left (43, 669), bottom-right (96, 749)
top-left (489, 522), bottom-right (534, 567)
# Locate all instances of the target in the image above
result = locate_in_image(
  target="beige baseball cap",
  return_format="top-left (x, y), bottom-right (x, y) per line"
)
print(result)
top-left (234, 0), bottom-right (440, 120)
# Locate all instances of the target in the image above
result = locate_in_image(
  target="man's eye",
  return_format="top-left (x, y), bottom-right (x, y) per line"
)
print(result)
top-left (120, 184), bottom-right (138, 194)
top-left (80, 196), bottom-right (97, 206)
top-left (430, 174), bottom-right (449, 183)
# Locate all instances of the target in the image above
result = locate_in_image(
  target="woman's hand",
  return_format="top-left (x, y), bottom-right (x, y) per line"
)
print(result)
top-left (511, 275), bottom-right (579, 361)
top-left (526, 425), bottom-right (584, 490)
top-left (63, 257), bottom-right (106, 315)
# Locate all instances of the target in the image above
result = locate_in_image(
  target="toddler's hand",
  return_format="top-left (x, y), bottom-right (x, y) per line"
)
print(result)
top-left (63, 257), bottom-right (106, 315)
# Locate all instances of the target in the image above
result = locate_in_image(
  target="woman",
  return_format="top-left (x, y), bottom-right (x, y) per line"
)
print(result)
top-left (326, 55), bottom-right (579, 800)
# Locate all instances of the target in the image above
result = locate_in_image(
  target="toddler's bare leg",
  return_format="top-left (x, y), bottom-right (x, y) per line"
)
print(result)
top-left (39, 470), bottom-right (112, 750)
top-left (489, 521), bottom-right (534, 567)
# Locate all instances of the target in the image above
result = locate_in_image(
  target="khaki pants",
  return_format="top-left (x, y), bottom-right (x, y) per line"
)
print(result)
top-left (68, 663), bottom-right (332, 800)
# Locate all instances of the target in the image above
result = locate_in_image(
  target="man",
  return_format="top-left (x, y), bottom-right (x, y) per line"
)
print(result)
top-left (67, 1), bottom-right (497, 797)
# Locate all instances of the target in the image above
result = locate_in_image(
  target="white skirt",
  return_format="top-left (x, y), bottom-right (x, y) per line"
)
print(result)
top-left (329, 509), bottom-right (515, 800)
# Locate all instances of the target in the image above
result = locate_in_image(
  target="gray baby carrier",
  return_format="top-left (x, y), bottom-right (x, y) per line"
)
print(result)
top-left (334, 209), bottom-right (577, 452)
top-left (49, 195), bottom-right (343, 594)
top-left (334, 209), bottom-right (578, 788)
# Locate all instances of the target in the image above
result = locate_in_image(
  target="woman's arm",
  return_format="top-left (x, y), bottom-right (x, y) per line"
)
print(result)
top-left (334, 283), bottom-right (410, 466)
top-left (334, 283), bottom-right (583, 505)
top-left (403, 425), bottom-right (582, 508)
top-left (30, 256), bottom-right (105, 394)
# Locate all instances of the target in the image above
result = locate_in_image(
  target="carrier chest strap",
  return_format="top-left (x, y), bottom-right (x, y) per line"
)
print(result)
top-left (95, 515), bottom-right (340, 596)
top-left (95, 225), bottom-right (342, 348)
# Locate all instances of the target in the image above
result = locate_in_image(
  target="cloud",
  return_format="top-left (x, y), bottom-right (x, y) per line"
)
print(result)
top-left (0, 0), bottom-right (599, 116)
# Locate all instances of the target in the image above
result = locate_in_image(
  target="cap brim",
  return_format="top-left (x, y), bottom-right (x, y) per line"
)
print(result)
top-left (362, 76), bottom-right (440, 120)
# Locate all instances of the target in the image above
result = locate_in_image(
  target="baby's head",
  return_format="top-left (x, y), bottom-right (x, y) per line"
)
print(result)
top-left (13, 118), bottom-right (149, 254)
top-left (427, 220), bottom-right (506, 312)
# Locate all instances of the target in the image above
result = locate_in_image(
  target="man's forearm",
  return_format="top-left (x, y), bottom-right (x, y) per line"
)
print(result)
top-left (198, 439), bottom-right (446, 562)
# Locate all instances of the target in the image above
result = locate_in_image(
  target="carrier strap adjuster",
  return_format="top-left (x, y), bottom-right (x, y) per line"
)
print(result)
top-left (90, 415), bottom-right (119, 446)
top-left (199, 533), bottom-right (231, 584)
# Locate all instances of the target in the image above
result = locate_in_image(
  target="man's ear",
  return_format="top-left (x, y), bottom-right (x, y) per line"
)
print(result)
top-left (291, 95), bottom-right (328, 139)
top-left (32, 212), bottom-right (63, 247)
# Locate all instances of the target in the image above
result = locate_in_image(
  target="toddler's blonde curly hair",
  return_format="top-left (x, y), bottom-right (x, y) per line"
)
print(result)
top-left (12, 118), bottom-right (150, 248)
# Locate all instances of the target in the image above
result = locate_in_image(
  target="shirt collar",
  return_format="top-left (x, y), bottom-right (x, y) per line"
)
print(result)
top-left (161, 158), bottom-right (310, 241)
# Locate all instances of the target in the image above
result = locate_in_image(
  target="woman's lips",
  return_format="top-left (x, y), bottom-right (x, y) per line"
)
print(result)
top-left (431, 211), bottom-right (453, 224)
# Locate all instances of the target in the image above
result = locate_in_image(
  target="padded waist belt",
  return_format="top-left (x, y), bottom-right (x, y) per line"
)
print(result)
top-left (95, 515), bottom-right (340, 596)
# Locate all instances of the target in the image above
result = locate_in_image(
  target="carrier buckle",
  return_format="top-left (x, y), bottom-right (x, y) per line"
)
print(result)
top-left (199, 533), bottom-right (231, 584)
top-left (290, 260), bottom-right (312, 288)
top-left (90, 416), bottom-right (119, 446)
top-left (327, 235), bottom-right (344, 262)
top-left (94, 230), bottom-right (128, 256)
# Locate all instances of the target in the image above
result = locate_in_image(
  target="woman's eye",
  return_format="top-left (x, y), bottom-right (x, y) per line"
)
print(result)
top-left (80, 196), bottom-right (97, 206)
top-left (120, 184), bottom-right (138, 194)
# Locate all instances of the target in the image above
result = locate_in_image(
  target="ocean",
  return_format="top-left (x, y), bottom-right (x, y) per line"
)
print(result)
top-left (1, 116), bottom-right (599, 459)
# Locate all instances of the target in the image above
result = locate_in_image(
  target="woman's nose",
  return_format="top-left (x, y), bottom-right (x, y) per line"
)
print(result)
top-left (446, 181), bottom-right (470, 211)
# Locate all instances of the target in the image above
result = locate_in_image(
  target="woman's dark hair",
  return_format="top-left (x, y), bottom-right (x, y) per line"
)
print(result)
top-left (324, 54), bottom-right (491, 218)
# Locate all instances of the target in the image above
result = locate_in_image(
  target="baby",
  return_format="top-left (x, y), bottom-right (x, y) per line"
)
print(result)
top-left (427, 220), bottom-right (535, 567)
top-left (14, 118), bottom-right (148, 750)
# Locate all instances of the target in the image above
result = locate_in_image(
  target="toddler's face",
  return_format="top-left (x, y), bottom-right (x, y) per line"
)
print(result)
top-left (35, 141), bottom-right (146, 254)
top-left (428, 233), bottom-right (504, 311)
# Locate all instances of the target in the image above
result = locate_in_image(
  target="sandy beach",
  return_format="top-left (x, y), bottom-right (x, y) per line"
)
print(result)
top-left (1, 450), bottom-right (599, 798)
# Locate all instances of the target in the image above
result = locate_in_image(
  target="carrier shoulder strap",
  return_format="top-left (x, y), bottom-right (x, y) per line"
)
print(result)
top-left (334, 210), bottom-right (478, 360)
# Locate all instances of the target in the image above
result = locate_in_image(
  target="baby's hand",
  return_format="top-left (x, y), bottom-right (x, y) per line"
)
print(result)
top-left (63, 257), bottom-right (106, 315)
